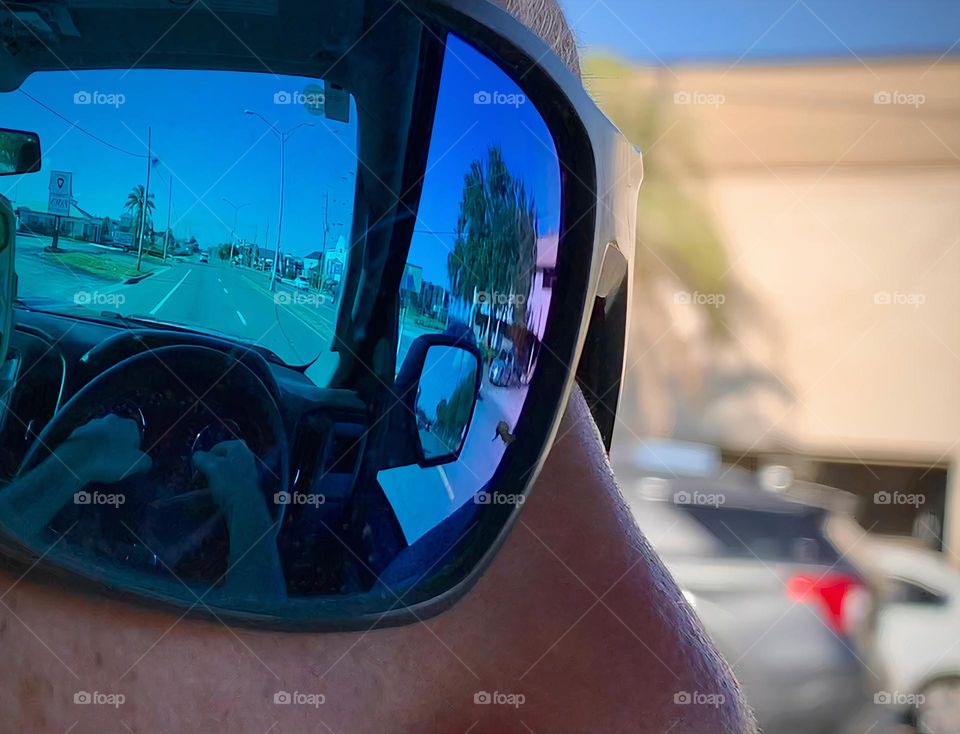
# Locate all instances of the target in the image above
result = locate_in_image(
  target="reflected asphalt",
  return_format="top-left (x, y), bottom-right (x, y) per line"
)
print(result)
top-left (15, 234), bottom-right (336, 367)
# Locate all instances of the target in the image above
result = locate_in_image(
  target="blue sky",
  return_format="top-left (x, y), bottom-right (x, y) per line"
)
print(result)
top-left (2, 69), bottom-right (358, 255)
top-left (559, 0), bottom-right (960, 63)
top-left (1, 35), bottom-right (561, 288)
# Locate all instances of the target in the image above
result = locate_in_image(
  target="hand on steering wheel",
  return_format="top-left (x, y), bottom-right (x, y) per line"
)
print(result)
top-left (0, 414), bottom-right (151, 544)
top-left (192, 439), bottom-right (260, 511)
top-left (192, 439), bottom-right (285, 599)
top-left (58, 414), bottom-right (153, 484)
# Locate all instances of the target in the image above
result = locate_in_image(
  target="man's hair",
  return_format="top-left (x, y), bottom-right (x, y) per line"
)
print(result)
top-left (496, 0), bottom-right (581, 76)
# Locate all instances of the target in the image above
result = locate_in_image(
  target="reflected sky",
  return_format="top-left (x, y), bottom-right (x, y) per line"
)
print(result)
top-left (1, 69), bottom-right (358, 254)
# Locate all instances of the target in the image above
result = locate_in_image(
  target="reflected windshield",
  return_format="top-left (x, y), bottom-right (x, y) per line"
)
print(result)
top-left (2, 69), bottom-right (356, 373)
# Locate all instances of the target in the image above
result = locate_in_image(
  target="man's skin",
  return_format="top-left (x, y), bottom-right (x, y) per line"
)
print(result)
top-left (0, 3), bottom-right (757, 732)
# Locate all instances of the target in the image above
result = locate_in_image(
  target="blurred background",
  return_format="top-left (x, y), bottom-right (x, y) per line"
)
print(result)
top-left (557, 1), bottom-right (960, 732)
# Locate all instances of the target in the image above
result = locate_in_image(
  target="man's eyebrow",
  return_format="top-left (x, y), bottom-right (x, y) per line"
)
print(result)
top-left (495, 0), bottom-right (581, 77)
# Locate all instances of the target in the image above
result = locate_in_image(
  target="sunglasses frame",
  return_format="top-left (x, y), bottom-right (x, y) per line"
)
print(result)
top-left (0, 0), bottom-right (641, 630)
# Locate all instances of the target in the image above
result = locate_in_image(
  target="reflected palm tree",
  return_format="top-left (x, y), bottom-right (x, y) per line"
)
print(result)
top-left (124, 184), bottom-right (155, 263)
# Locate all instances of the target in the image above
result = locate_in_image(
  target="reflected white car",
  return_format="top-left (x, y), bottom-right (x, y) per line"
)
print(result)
top-left (867, 539), bottom-right (960, 734)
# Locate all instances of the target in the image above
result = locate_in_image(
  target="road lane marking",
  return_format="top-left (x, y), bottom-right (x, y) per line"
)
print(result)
top-left (436, 466), bottom-right (455, 502)
top-left (223, 288), bottom-right (229, 295)
top-left (149, 268), bottom-right (192, 315)
top-left (236, 310), bottom-right (247, 326)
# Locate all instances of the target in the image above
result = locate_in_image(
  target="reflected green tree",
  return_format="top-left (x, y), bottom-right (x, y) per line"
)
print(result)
top-left (433, 375), bottom-right (475, 451)
top-left (448, 146), bottom-right (537, 359)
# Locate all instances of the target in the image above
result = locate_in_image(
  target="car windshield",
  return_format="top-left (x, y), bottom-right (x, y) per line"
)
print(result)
top-left (3, 68), bottom-right (357, 377)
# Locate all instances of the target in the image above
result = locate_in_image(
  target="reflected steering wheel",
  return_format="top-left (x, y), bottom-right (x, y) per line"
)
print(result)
top-left (17, 344), bottom-right (289, 584)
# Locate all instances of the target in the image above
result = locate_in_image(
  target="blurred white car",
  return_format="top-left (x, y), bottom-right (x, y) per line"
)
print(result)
top-left (293, 276), bottom-right (310, 291)
top-left (867, 539), bottom-right (960, 734)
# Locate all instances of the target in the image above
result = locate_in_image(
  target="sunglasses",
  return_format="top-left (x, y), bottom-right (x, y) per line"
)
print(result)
top-left (0, 0), bottom-right (641, 629)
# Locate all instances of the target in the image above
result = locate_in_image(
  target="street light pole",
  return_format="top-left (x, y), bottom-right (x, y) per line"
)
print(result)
top-left (222, 197), bottom-right (250, 265)
top-left (243, 110), bottom-right (313, 291)
top-left (162, 175), bottom-right (172, 261)
top-left (274, 132), bottom-right (285, 289)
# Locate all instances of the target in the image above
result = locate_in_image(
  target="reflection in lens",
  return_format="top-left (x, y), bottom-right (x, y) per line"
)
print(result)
top-left (0, 27), bottom-right (563, 612)
top-left (382, 34), bottom-right (562, 543)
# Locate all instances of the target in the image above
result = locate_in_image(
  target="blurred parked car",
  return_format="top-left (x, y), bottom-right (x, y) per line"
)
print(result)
top-left (616, 457), bottom-right (894, 734)
top-left (294, 275), bottom-right (310, 291)
top-left (199, 252), bottom-right (208, 263)
top-left (864, 539), bottom-right (960, 734)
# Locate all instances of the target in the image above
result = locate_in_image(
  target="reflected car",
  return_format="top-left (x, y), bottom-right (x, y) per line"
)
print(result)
top-left (617, 465), bottom-right (895, 734)
top-left (294, 276), bottom-right (310, 291)
top-left (488, 348), bottom-right (524, 388)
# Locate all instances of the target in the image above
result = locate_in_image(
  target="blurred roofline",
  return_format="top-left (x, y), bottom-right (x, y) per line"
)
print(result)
top-left (584, 50), bottom-right (960, 70)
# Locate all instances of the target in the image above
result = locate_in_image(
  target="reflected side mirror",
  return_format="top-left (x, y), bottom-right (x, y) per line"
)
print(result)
top-left (0, 129), bottom-right (41, 177)
top-left (382, 333), bottom-right (482, 469)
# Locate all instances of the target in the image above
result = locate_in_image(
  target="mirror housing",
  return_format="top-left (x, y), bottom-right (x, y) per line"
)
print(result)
top-left (0, 128), bottom-right (41, 176)
top-left (385, 334), bottom-right (482, 469)
top-left (0, 194), bottom-right (17, 367)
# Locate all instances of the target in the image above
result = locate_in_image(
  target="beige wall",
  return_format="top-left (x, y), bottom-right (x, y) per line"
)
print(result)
top-left (588, 56), bottom-right (960, 545)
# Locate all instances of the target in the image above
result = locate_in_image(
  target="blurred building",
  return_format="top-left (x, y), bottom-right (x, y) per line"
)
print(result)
top-left (588, 56), bottom-right (960, 556)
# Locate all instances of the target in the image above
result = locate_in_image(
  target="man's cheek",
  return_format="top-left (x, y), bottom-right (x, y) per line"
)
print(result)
top-left (0, 572), bottom-right (428, 733)
top-left (0, 575), bottom-right (267, 732)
